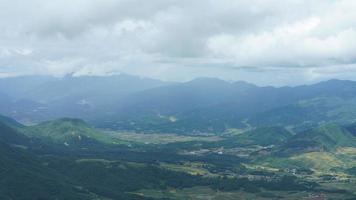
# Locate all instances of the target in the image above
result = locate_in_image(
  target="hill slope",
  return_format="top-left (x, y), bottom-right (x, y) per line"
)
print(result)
top-left (25, 118), bottom-right (113, 147)
top-left (0, 121), bottom-right (96, 199)
top-left (277, 124), bottom-right (356, 156)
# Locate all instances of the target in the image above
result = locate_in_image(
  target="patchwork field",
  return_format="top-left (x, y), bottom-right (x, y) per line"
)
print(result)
top-left (106, 131), bottom-right (221, 144)
top-left (134, 186), bottom-right (354, 200)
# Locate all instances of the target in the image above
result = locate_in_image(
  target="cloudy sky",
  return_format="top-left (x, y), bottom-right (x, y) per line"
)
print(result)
top-left (0, 0), bottom-right (356, 85)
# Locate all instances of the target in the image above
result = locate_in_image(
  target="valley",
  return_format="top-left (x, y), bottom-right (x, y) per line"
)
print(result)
top-left (2, 0), bottom-right (356, 199)
top-left (0, 76), bottom-right (356, 199)
top-left (1, 114), bottom-right (355, 199)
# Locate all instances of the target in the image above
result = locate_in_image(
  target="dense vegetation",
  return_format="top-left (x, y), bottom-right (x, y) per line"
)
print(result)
top-left (0, 76), bottom-right (356, 199)
top-left (0, 114), bottom-right (355, 199)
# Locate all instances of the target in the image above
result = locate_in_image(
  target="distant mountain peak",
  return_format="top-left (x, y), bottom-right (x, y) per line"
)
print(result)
top-left (187, 77), bottom-right (230, 84)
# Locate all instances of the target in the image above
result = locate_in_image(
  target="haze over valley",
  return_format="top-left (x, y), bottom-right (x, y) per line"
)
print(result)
top-left (1, 0), bottom-right (356, 199)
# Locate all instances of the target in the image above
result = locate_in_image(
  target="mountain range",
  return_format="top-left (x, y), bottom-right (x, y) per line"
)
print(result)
top-left (2, 75), bottom-right (356, 134)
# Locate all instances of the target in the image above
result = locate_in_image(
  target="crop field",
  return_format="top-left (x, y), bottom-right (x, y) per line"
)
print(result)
top-left (106, 131), bottom-right (222, 144)
top-left (134, 186), bottom-right (354, 200)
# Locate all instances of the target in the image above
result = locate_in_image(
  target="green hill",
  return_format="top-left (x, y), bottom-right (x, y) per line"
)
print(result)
top-left (25, 118), bottom-right (113, 147)
top-left (214, 127), bottom-right (293, 148)
top-left (277, 124), bottom-right (356, 156)
top-left (234, 127), bottom-right (293, 146)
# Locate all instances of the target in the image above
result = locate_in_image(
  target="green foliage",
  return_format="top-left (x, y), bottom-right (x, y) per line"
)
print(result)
top-left (0, 115), bottom-right (355, 199)
top-left (24, 118), bottom-right (114, 146)
top-left (233, 127), bottom-right (293, 146)
top-left (277, 124), bottom-right (356, 156)
top-left (0, 141), bottom-right (95, 200)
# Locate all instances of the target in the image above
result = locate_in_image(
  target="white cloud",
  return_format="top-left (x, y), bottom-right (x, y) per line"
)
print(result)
top-left (0, 0), bottom-right (355, 85)
top-left (207, 17), bottom-right (356, 68)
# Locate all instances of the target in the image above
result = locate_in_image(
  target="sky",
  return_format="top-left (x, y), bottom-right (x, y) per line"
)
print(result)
top-left (0, 0), bottom-right (356, 86)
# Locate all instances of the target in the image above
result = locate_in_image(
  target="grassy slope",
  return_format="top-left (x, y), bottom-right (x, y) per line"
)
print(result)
top-left (24, 118), bottom-right (114, 145)
top-left (257, 124), bottom-right (356, 179)
top-left (276, 124), bottom-right (356, 156)
top-left (234, 127), bottom-right (293, 146)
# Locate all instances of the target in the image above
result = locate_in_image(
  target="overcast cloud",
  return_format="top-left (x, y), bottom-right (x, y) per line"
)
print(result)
top-left (0, 0), bottom-right (356, 85)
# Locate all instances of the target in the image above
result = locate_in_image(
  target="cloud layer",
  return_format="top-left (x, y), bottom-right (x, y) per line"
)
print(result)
top-left (0, 0), bottom-right (356, 85)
